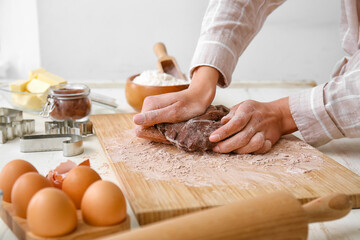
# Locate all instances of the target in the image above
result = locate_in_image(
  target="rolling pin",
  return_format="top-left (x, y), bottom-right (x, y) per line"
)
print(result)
top-left (106, 192), bottom-right (351, 240)
top-left (153, 42), bottom-right (186, 80)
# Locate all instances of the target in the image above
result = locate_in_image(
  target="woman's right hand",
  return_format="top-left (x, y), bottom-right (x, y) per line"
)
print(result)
top-left (133, 66), bottom-right (219, 127)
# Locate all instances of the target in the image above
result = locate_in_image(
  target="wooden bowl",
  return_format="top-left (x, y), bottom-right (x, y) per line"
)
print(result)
top-left (125, 74), bottom-right (189, 112)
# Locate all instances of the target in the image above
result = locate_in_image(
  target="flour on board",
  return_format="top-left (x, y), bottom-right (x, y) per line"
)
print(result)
top-left (104, 130), bottom-right (324, 187)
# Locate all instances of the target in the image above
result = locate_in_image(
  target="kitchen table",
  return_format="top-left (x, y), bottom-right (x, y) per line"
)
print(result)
top-left (0, 79), bottom-right (359, 239)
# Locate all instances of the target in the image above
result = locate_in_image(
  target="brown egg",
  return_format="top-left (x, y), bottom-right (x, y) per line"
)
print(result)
top-left (62, 166), bottom-right (101, 209)
top-left (11, 172), bottom-right (52, 218)
top-left (27, 188), bottom-right (77, 238)
top-left (0, 159), bottom-right (38, 202)
top-left (81, 180), bottom-right (127, 226)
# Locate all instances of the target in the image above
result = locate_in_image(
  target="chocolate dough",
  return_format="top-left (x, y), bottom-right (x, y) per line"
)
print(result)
top-left (136, 105), bottom-right (229, 152)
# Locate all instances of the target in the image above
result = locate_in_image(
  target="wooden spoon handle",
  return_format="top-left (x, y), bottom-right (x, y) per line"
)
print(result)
top-left (154, 42), bottom-right (168, 59)
top-left (303, 193), bottom-right (352, 223)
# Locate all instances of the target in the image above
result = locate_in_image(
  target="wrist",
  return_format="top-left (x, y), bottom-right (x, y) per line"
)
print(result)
top-left (188, 66), bottom-right (219, 106)
top-left (272, 97), bottom-right (298, 135)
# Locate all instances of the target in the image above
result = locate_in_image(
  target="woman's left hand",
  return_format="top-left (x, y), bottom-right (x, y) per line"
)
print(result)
top-left (209, 97), bottom-right (297, 154)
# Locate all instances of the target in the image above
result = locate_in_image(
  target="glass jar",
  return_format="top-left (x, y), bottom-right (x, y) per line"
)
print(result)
top-left (41, 84), bottom-right (91, 121)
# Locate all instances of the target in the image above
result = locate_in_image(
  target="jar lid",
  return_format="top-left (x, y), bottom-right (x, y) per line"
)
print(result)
top-left (50, 83), bottom-right (90, 99)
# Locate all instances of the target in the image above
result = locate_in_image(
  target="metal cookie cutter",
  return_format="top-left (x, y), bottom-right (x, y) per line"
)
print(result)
top-left (0, 108), bottom-right (35, 144)
top-left (45, 120), bottom-right (93, 136)
top-left (20, 134), bottom-right (84, 157)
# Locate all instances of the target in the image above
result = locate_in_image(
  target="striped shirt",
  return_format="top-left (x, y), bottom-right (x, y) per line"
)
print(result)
top-left (190, 0), bottom-right (360, 146)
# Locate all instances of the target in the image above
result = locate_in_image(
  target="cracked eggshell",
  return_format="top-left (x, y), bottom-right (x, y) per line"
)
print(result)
top-left (46, 159), bottom-right (90, 189)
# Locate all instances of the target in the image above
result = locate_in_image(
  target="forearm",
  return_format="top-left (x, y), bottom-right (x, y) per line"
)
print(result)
top-left (190, 0), bottom-right (285, 87)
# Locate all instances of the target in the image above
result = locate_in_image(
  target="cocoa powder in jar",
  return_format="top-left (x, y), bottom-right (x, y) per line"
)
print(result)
top-left (49, 87), bottom-right (91, 120)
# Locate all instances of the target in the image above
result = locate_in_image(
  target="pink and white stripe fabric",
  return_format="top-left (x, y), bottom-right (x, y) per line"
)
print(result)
top-left (190, 0), bottom-right (360, 146)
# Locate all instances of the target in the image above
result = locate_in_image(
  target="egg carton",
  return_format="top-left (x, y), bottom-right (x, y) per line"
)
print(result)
top-left (44, 119), bottom-right (93, 136)
top-left (0, 108), bottom-right (35, 144)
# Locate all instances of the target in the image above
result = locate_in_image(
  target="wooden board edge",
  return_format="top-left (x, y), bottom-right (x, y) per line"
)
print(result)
top-left (135, 205), bottom-right (213, 226)
top-left (133, 191), bottom-right (359, 226)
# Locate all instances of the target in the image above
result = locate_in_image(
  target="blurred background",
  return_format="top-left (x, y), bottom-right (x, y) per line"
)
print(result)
top-left (0, 0), bottom-right (344, 84)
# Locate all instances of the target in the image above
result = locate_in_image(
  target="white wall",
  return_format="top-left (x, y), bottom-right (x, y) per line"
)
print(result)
top-left (0, 0), bottom-right (41, 78)
top-left (37, 0), bottom-right (207, 81)
top-left (1, 0), bottom-right (344, 84)
top-left (235, 0), bottom-right (344, 83)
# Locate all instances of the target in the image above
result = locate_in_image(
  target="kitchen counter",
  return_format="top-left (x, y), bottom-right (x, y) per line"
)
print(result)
top-left (0, 80), bottom-right (359, 239)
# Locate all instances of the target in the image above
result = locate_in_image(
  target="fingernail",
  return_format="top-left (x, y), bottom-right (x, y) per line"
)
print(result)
top-left (213, 146), bottom-right (220, 152)
top-left (209, 134), bottom-right (220, 142)
top-left (133, 114), bottom-right (145, 125)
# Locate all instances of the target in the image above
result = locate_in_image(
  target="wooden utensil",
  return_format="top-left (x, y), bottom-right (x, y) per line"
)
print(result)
top-left (105, 192), bottom-right (351, 240)
top-left (153, 42), bottom-right (186, 80)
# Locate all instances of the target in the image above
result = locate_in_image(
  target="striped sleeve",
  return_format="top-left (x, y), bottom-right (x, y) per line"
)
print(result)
top-left (289, 59), bottom-right (360, 146)
top-left (289, 85), bottom-right (344, 147)
top-left (189, 0), bottom-right (285, 87)
top-left (289, 0), bottom-right (360, 146)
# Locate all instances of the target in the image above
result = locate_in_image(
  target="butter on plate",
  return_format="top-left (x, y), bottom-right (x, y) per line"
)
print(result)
top-left (26, 69), bottom-right (67, 93)
top-left (9, 68), bottom-right (67, 111)
top-left (28, 68), bottom-right (47, 80)
top-left (11, 93), bottom-right (46, 111)
top-left (37, 72), bottom-right (67, 86)
top-left (9, 80), bottom-right (30, 92)
top-left (26, 79), bottom-right (52, 93)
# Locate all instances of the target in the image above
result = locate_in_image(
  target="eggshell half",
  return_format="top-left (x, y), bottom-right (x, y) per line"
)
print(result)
top-left (46, 159), bottom-right (90, 189)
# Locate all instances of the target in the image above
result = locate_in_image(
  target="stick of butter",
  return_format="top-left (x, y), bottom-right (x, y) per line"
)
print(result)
top-left (26, 71), bottom-right (68, 93)
top-left (37, 72), bottom-right (67, 85)
top-left (29, 68), bottom-right (47, 80)
top-left (9, 80), bottom-right (30, 92)
top-left (9, 68), bottom-right (68, 111)
top-left (26, 79), bottom-right (52, 93)
top-left (11, 93), bottom-right (46, 110)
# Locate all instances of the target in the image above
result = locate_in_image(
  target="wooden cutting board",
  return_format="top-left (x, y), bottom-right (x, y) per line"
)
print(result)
top-left (90, 113), bottom-right (360, 226)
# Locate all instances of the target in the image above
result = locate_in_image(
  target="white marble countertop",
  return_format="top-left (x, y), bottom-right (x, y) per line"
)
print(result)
top-left (0, 80), bottom-right (359, 239)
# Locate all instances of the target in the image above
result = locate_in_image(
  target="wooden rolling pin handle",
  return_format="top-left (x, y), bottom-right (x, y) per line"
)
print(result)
top-left (303, 193), bottom-right (352, 223)
top-left (154, 42), bottom-right (168, 59)
top-left (110, 192), bottom-right (352, 240)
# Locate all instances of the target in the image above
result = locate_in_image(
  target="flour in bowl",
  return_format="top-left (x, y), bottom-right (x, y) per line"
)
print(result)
top-left (133, 70), bottom-right (189, 86)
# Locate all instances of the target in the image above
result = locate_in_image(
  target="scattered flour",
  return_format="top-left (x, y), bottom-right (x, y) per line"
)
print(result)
top-left (133, 70), bottom-right (189, 86)
top-left (104, 130), bottom-right (324, 188)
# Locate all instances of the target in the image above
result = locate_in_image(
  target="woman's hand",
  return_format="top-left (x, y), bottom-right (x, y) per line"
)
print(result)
top-left (133, 66), bottom-right (219, 127)
top-left (209, 97), bottom-right (297, 154)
